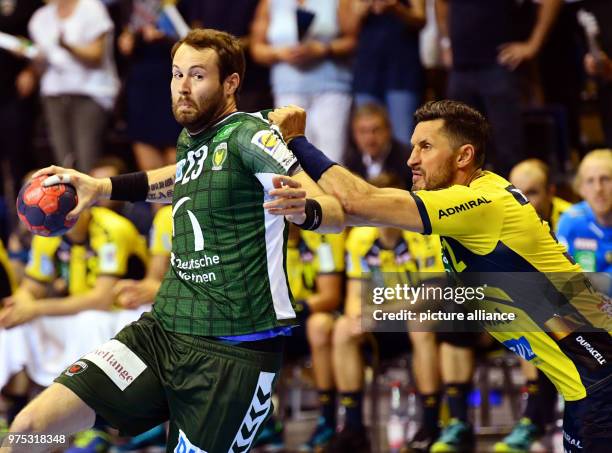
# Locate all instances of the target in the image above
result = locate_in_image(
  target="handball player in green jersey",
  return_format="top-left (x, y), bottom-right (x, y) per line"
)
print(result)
top-left (2, 29), bottom-right (343, 453)
top-left (265, 101), bottom-right (612, 453)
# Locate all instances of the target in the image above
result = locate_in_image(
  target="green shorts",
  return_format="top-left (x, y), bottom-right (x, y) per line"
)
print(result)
top-left (55, 312), bottom-right (283, 452)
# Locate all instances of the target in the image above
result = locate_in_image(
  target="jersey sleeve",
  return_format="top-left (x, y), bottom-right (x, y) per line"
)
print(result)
top-left (411, 185), bottom-right (504, 240)
top-left (95, 220), bottom-right (145, 277)
top-left (345, 228), bottom-right (375, 279)
top-left (150, 206), bottom-right (173, 256)
top-left (317, 232), bottom-right (346, 274)
top-left (233, 121), bottom-right (299, 177)
top-left (25, 236), bottom-right (60, 283)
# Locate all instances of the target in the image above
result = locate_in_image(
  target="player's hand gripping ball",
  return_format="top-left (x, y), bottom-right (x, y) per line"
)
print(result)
top-left (16, 175), bottom-right (78, 236)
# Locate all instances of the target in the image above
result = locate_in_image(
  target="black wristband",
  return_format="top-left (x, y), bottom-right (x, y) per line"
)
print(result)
top-left (296, 199), bottom-right (323, 231)
top-left (110, 172), bottom-right (149, 202)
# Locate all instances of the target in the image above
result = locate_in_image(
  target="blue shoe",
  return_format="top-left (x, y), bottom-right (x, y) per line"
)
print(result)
top-left (252, 418), bottom-right (284, 452)
top-left (430, 419), bottom-right (475, 453)
top-left (298, 417), bottom-right (335, 452)
top-left (113, 424), bottom-right (166, 452)
top-left (66, 429), bottom-right (112, 453)
top-left (494, 418), bottom-right (540, 453)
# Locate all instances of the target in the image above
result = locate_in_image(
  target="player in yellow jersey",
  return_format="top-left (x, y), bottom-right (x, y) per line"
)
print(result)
top-left (265, 100), bottom-right (612, 453)
top-left (491, 159), bottom-right (574, 452)
top-left (0, 238), bottom-right (26, 428)
top-left (115, 205), bottom-right (172, 309)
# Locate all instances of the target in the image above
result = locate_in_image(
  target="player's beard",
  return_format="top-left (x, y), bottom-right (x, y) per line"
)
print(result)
top-left (417, 158), bottom-right (455, 190)
top-left (172, 85), bottom-right (226, 132)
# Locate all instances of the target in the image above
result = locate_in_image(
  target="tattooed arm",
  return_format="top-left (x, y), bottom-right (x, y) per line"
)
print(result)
top-left (33, 164), bottom-right (177, 220)
top-left (146, 165), bottom-right (177, 203)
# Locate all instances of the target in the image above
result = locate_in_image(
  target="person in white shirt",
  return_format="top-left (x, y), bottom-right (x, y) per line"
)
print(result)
top-left (28, 0), bottom-right (119, 172)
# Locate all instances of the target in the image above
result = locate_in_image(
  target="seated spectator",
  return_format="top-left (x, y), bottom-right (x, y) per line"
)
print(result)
top-left (557, 149), bottom-right (611, 291)
top-left (344, 103), bottom-right (412, 187)
top-left (254, 224), bottom-right (345, 451)
top-left (115, 205), bottom-right (172, 310)
top-left (0, 204), bottom-right (148, 451)
top-left (352, 0), bottom-right (426, 146)
top-left (494, 158), bottom-right (571, 453)
top-left (28, 0), bottom-right (120, 172)
top-left (327, 173), bottom-right (477, 453)
top-left (117, 0), bottom-right (181, 171)
top-left (510, 158), bottom-right (572, 228)
top-left (250, 0), bottom-right (357, 163)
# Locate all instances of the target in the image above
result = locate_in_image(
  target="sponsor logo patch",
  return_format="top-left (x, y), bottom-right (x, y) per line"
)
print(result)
top-left (174, 429), bottom-right (208, 453)
top-left (438, 197), bottom-right (492, 219)
top-left (83, 340), bottom-right (146, 391)
top-left (575, 335), bottom-right (607, 365)
top-left (503, 336), bottom-right (536, 361)
top-left (251, 130), bottom-right (297, 172)
top-left (65, 360), bottom-right (88, 376)
top-left (574, 237), bottom-right (598, 251)
top-left (211, 142), bottom-right (228, 171)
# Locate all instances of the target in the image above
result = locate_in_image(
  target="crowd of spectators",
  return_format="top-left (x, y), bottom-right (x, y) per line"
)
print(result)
top-left (0, 0), bottom-right (610, 207)
top-left (0, 0), bottom-right (610, 452)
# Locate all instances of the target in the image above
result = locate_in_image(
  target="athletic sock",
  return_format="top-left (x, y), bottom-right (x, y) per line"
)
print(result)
top-left (523, 379), bottom-right (540, 425)
top-left (445, 383), bottom-right (471, 423)
top-left (419, 392), bottom-right (441, 434)
top-left (340, 391), bottom-right (363, 430)
top-left (318, 389), bottom-right (336, 427)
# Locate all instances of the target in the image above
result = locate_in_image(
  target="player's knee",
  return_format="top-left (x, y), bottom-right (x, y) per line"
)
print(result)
top-left (333, 316), bottom-right (360, 346)
top-left (307, 312), bottom-right (334, 347)
top-left (409, 331), bottom-right (436, 349)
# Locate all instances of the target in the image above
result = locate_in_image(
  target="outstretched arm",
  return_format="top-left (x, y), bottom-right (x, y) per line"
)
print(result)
top-left (264, 171), bottom-right (345, 233)
top-left (267, 106), bottom-right (424, 232)
top-left (32, 164), bottom-right (177, 220)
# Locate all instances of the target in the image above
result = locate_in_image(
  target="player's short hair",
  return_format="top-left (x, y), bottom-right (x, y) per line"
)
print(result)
top-left (414, 100), bottom-right (489, 168)
top-left (171, 28), bottom-right (246, 91)
top-left (573, 148), bottom-right (612, 192)
top-left (352, 103), bottom-right (391, 129)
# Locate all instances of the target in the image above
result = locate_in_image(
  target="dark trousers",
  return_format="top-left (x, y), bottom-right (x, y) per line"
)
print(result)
top-left (448, 64), bottom-right (524, 177)
top-left (0, 96), bottom-right (36, 196)
top-left (598, 80), bottom-right (612, 148)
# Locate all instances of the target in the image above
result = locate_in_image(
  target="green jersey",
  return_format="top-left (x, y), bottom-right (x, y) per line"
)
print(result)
top-left (152, 111), bottom-right (300, 336)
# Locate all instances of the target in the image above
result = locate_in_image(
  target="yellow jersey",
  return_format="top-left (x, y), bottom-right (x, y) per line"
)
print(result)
top-left (412, 171), bottom-right (611, 400)
top-left (150, 205), bottom-right (173, 257)
top-left (286, 230), bottom-right (345, 302)
top-left (0, 239), bottom-right (16, 298)
top-left (346, 227), bottom-right (444, 283)
top-left (26, 207), bottom-right (148, 295)
top-left (550, 196), bottom-right (572, 231)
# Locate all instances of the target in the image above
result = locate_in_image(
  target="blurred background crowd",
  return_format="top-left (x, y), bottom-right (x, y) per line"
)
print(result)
top-left (0, 0), bottom-right (611, 452)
